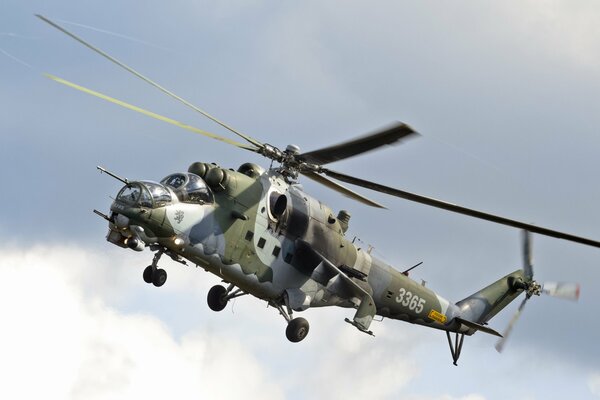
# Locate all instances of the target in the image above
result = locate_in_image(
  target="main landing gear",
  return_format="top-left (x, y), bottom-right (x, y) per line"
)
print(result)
top-left (271, 298), bottom-right (310, 343)
top-left (206, 284), bottom-right (310, 343)
top-left (142, 247), bottom-right (186, 287)
top-left (286, 317), bottom-right (309, 343)
top-left (206, 283), bottom-right (246, 312)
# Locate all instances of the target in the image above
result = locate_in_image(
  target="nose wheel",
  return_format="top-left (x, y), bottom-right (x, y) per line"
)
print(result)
top-left (143, 266), bottom-right (153, 283)
top-left (142, 249), bottom-right (168, 287)
top-left (143, 265), bottom-right (168, 287)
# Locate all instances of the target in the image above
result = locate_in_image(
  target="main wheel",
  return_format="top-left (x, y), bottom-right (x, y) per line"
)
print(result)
top-left (207, 285), bottom-right (228, 311)
top-left (286, 317), bottom-right (309, 343)
top-left (143, 266), bottom-right (154, 284)
top-left (152, 269), bottom-right (167, 287)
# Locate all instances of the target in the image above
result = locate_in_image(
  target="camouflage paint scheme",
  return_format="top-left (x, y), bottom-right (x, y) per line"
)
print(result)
top-left (106, 161), bottom-right (528, 340)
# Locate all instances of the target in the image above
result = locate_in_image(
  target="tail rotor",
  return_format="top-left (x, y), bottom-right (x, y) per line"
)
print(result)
top-left (495, 231), bottom-right (580, 353)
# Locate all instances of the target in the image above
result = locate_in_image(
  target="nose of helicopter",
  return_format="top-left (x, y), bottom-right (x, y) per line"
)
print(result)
top-left (104, 173), bottom-right (215, 251)
top-left (104, 181), bottom-right (173, 250)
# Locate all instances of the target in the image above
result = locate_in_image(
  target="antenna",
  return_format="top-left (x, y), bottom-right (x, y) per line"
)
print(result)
top-left (402, 261), bottom-right (423, 276)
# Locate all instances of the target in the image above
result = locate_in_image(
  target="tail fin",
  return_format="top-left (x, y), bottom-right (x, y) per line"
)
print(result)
top-left (456, 269), bottom-right (526, 326)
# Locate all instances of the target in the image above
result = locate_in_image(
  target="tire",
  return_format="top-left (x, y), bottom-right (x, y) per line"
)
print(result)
top-left (207, 285), bottom-right (228, 311)
top-left (152, 269), bottom-right (167, 287)
top-left (143, 266), bottom-right (153, 284)
top-left (286, 317), bottom-right (309, 343)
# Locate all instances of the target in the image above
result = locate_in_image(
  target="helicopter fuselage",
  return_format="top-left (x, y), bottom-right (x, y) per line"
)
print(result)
top-left (105, 162), bottom-right (480, 336)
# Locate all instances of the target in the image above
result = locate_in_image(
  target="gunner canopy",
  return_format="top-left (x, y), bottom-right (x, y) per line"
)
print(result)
top-left (116, 181), bottom-right (171, 208)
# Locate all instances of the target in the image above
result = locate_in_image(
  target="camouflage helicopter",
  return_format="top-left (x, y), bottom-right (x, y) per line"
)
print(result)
top-left (39, 15), bottom-right (593, 365)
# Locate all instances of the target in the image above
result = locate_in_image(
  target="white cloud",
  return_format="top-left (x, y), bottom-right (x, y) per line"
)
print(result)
top-left (1, 242), bottom-right (594, 400)
top-left (0, 243), bottom-right (453, 400)
top-left (303, 325), bottom-right (419, 399)
top-left (589, 372), bottom-right (600, 397)
top-left (0, 244), bottom-right (284, 400)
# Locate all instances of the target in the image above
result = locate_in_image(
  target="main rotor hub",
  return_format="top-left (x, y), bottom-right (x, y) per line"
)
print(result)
top-left (285, 144), bottom-right (301, 155)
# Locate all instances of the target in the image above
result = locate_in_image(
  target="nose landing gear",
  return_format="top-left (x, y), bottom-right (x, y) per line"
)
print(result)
top-left (143, 250), bottom-right (168, 287)
top-left (142, 246), bottom-right (187, 287)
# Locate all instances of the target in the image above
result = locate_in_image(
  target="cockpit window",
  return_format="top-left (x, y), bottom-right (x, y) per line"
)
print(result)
top-left (138, 187), bottom-right (153, 208)
top-left (117, 185), bottom-right (141, 204)
top-left (142, 181), bottom-right (172, 207)
top-left (163, 173), bottom-right (186, 189)
top-left (116, 182), bottom-right (171, 208)
top-left (161, 172), bottom-right (214, 204)
top-left (185, 174), bottom-right (214, 204)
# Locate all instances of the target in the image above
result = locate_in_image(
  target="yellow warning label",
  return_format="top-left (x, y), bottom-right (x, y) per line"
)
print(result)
top-left (428, 309), bottom-right (447, 324)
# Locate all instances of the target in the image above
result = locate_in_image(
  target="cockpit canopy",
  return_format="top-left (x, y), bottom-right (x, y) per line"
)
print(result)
top-left (115, 173), bottom-right (213, 209)
top-left (116, 181), bottom-right (171, 208)
top-left (161, 172), bottom-right (214, 204)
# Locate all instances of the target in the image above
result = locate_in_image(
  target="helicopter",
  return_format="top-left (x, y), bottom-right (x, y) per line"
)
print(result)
top-left (38, 15), bottom-right (594, 365)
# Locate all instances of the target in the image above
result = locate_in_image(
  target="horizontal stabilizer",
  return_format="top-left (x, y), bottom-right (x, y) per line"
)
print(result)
top-left (455, 317), bottom-right (503, 338)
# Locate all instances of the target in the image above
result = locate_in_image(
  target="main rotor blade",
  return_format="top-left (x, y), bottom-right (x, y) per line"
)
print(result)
top-left (45, 74), bottom-right (258, 152)
top-left (495, 297), bottom-right (528, 353)
top-left (36, 14), bottom-right (264, 150)
top-left (301, 171), bottom-right (386, 209)
top-left (322, 168), bottom-right (600, 248)
top-left (297, 122), bottom-right (418, 165)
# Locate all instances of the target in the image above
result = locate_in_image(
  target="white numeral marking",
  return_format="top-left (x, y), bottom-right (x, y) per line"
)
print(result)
top-left (395, 288), bottom-right (426, 313)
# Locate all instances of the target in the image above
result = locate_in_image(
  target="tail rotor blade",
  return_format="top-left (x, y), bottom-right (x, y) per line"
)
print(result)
top-left (495, 297), bottom-right (528, 353)
top-left (542, 282), bottom-right (580, 301)
top-left (522, 230), bottom-right (534, 279)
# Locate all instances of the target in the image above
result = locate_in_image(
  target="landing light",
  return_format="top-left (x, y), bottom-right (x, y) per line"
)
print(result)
top-left (173, 237), bottom-right (185, 249)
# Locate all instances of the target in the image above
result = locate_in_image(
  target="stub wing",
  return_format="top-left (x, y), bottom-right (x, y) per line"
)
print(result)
top-left (295, 240), bottom-right (377, 333)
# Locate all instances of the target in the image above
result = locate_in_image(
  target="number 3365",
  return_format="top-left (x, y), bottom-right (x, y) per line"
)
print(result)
top-left (395, 288), bottom-right (426, 313)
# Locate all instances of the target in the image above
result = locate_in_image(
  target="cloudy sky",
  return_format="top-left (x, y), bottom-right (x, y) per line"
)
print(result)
top-left (2, 1), bottom-right (600, 399)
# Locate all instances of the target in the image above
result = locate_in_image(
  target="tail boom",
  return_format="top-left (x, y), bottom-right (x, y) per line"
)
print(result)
top-left (455, 269), bottom-right (526, 328)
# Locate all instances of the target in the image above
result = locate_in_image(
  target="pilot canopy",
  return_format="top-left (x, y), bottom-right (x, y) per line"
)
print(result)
top-left (161, 172), bottom-right (214, 204)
